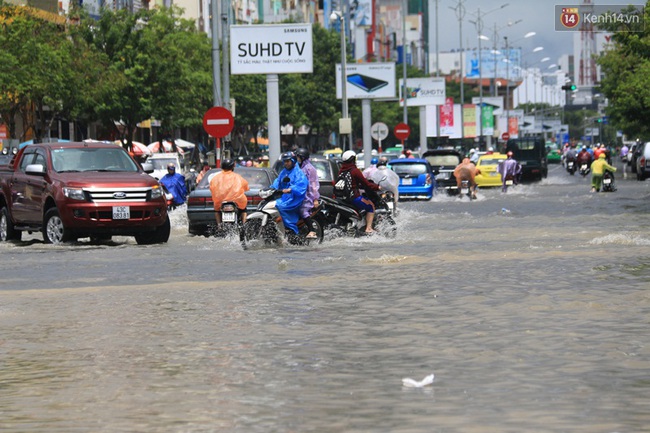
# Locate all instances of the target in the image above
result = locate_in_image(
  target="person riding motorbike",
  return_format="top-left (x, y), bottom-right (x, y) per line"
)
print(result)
top-left (209, 158), bottom-right (250, 225)
top-left (497, 151), bottom-right (522, 192)
top-left (295, 147), bottom-right (320, 239)
top-left (159, 163), bottom-right (187, 208)
top-left (576, 146), bottom-right (593, 170)
top-left (565, 144), bottom-right (578, 170)
top-left (453, 157), bottom-right (480, 199)
top-left (340, 150), bottom-right (381, 234)
top-left (270, 151), bottom-right (309, 236)
top-left (590, 153), bottom-right (617, 192)
top-left (365, 156), bottom-right (399, 211)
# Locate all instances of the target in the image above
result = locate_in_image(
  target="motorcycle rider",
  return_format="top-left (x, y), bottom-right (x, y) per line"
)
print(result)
top-left (590, 153), bottom-right (617, 192)
top-left (295, 147), bottom-right (320, 239)
top-left (497, 151), bottom-right (522, 192)
top-left (453, 157), bottom-right (480, 199)
top-left (366, 156), bottom-right (400, 211)
top-left (340, 150), bottom-right (381, 234)
top-left (209, 158), bottom-right (250, 225)
top-left (576, 146), bottom-right (593, 172)
top-left (565, 144), bottom-right (578, 171)
top-left (159, 162), bottom-right (187, 208)
top-left (270, 151), bottom-right (309, 236)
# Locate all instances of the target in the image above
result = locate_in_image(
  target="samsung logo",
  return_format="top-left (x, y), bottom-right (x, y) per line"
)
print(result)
top-left (285, 28), bottom-right (307, 33)
top-left (113, 192), bottom-right (127, 199)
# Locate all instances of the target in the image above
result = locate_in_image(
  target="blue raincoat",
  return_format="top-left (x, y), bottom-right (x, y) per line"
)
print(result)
top-left (271, 164), bottom-right (308, 234)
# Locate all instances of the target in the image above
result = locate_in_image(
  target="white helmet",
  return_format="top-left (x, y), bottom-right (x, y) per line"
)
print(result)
top-left (342, 150), bottom-right (356, 162)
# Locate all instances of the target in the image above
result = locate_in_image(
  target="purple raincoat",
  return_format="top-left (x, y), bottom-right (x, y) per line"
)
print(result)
top-left (299, 159), bottom-right (320, 218)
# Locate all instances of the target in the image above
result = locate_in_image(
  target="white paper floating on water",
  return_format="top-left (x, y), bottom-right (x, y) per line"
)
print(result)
top-left (401, 373), bottom-right (434, 388)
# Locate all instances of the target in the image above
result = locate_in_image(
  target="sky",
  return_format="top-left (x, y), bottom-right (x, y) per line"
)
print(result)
top-left (431, 0), bottom-right (644, 65)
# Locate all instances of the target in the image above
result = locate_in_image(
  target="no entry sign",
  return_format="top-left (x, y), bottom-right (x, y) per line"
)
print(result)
top-left (203, 106), bottom-right (234, 138)
top-left (394, 123), bottom-right (411, 141)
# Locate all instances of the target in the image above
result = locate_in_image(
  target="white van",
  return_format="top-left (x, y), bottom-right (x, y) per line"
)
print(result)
top-left (147, 153), bottom-right (184, 180)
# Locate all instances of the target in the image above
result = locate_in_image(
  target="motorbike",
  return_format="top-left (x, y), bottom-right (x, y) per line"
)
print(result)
top-left (502, 174), bottom-right (515, 193)
top-left (579, 162), bottom-right (591, 177)
top-left (213, 201), bottom-right (246, 239)
top-left (601, 170), bottom-right (616, 192)
top-left (566, 159), bottom-right (576, 175)
top-left (242, 189), bottom-right (323, 248)
top-left (316, 187), bottom-right (397, 238)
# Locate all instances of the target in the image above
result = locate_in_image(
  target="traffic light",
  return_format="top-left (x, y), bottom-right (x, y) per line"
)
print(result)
top-left (595, 117), bottom-right (603, 123)
top-left (561, 84), bottom-right (577, 91)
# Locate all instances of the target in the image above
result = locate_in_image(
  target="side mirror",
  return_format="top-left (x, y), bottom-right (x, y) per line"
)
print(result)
top-left (141, 162), bottom-right (154, 173)
top-left (26, 163), bottom-right (46, 176)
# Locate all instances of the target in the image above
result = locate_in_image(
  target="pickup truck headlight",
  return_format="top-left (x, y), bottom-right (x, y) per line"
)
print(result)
top-left (150, 185), bottom-right (163, 199)
top-left (63, 187), bottom-right (86, 201)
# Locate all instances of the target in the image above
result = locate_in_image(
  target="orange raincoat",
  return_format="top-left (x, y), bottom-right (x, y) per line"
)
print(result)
top-left (209, 170), bottom-right (250, 211)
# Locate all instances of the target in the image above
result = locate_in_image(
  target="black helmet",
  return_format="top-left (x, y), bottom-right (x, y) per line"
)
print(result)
top-left (281, 151), bottom-right (297, 163)
top-left (221, 158), bottom-right (235, 170)
top-left (295, 147), bottom-right (310, 160)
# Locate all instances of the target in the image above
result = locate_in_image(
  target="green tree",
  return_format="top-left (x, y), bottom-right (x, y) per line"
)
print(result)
top-left (0, 3), bottom-right (78, 141)
top-left (77, 6), bottom-right (212, 150)
top-left (596, 4), bottom-right (649, 137)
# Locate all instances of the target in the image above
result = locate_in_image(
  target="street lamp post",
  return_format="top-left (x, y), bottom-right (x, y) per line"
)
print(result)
top-left (330, 10), bottom-right (350, 151)
top-left (469, 3), bottom-right (508, 147)
top-left (450, 0), bottom-right (466, 140)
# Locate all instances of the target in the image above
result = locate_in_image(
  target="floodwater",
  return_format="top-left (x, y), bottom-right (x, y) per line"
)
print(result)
top-left (1, 163), bottom-right (649, 433)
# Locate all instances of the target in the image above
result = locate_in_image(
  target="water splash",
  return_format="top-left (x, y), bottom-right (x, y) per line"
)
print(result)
top-left (589, 233), bottom-right (650, 246)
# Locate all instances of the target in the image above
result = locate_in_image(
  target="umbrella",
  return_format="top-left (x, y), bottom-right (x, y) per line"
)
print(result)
top-left (115, 140), bottom-right (152, 156)
top-left (174, 138), bottom-right (196, 150)
top-left (147, 140), bottom-right (185, 155)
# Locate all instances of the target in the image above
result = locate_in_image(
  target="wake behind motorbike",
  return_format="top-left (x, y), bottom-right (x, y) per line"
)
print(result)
top-left (242, 189), bottom-right (323, 248)
top-left (316, 187), bottom-right (397, 238)
top-left (213, 201), bottom-right (246, 239)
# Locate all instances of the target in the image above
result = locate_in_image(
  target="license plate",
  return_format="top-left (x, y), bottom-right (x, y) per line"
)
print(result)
top-left (461, 188), bottom-right (469, 194)
top-left (222, 212), bottom-right (236, 222)
top-left (505, 180), bottom-right (514, 186)
top-left (490, 172), bottom-right (499, 176)
top-left (113, 206), bottom-right (130, 220)
top-left (581, 165), bottom-right (587, 170)
top-left (402, 178), bottom-right (413, 185)
top-left (387, 201), bottom-right (394, 211)
top-left (603, 178), bottom-right (611, 184)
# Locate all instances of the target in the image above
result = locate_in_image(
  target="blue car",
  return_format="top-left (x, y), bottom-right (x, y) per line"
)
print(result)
top-left (388, 158), bottom-right (436, 201)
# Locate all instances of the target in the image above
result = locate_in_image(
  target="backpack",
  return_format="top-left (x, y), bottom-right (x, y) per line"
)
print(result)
top-left (334, 169), bottom-right (354, 200)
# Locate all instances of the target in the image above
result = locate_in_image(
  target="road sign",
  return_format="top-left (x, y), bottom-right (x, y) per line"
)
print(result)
top-left (501, 132), bottom-right (510, 141)
top-left (203, 106), bottom-right (234, 138)
top-left (371, 122), bottom-right (389, 141)
top-left (394, 123), bottom-right (410, 141)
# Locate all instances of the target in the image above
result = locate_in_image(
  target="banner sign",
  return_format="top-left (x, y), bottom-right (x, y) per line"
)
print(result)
top-left (398, 77), bottom-right (446, 107)
top-left (230, 24), bottom-right (313, 75)
top-left (336, 62), bottom-right (396, 99)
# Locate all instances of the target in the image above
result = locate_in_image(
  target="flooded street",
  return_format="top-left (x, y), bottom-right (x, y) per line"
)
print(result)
top-left (1, 162), bottom-right (649, 432)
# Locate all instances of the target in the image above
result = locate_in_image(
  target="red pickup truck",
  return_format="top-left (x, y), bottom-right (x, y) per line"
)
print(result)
top-left (0, 141), bottom-right (170, 244)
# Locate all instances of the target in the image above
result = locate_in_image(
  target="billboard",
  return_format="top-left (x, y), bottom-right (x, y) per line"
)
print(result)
top-left (465, 48), bottom-right (522, 80)
top-left (335, 62), bottom-right (396, 99)
top-left (398, 77), bottom-right (446, 107)
top-left (230, 24), bottom-right (313, 75)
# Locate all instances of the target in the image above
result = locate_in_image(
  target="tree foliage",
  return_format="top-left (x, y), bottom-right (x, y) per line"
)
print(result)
top-left (596, 3), bottom-right (650, 137)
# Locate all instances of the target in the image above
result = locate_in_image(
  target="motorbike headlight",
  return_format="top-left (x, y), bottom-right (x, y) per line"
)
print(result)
top-left (150, 185), bottom-right (163, 199)
top-left (63, 187), bottom-right (86, 201)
